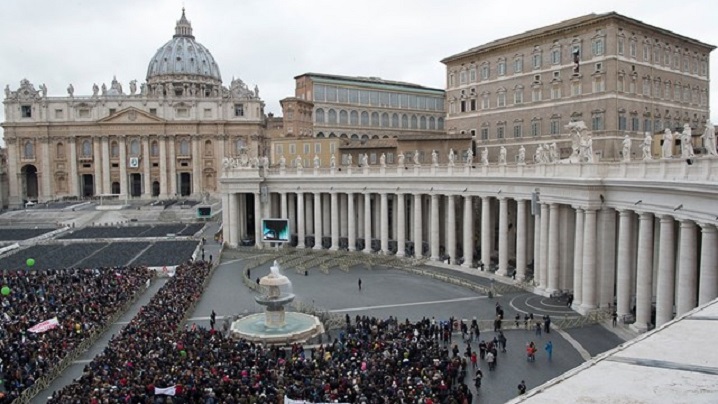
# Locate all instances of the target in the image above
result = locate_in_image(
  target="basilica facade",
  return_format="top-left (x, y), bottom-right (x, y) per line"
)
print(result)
top-left (1, 10), bottom-right (265, 209)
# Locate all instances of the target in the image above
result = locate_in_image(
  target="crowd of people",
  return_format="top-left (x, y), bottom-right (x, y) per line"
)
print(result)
top-left (0, 266), bottom-right (153, 403)
top-left (48, 260), bottom-right (212, 402)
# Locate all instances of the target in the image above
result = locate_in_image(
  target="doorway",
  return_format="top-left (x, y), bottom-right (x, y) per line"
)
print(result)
top-left (82, 174), bottom-right (94, 197)
top-left (21, 165), bottom-right (38, 201)
top-left (130, 174), bottom-right (142, 197)
top-left (152, 181), bottom-right (160, 197)
top-left (179, 173), bottom-right (191, 196)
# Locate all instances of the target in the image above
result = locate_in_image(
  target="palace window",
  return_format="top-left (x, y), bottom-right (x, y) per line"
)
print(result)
top-left (513, 124), bottom-right (522, 138)
top-left (481, 64), bottom-right (489, 80)
top-left (130, 139), bottom-right (140, 156)
top-left (550, 119), bottom-right (560, 135)
top-left (480, 127), bottom-right (489, 140)
top-left (111, 141), bottom-right (119, 157)
top-left (497, 125), bottom-right (505, 139)
top-left (21, 105), bottom-right (32, 118)
top-left (513, 57), bottom-right (523, 73)
top-left (618, 114), bottom-right (627, 131)
top-left (533, 53), bottom-right (542, 69)
top-left (551, 48), bottom-right (561, 64)
top-left (315, 108), bottom-right (325, 123)
top-left (593, 38), bottom-right (605, 56)
top-left (531, 121), bottom-right (541, 137)
top-left (592, 112), bottom-right (604, 131)
top-left (497, 59), bottom-right (506, 76)
top-left (497, 92), bottom-right (506, 107)
top-left (56, 142), bottom-right (65, 159)
top-left (151, 141), bottom-right (159, 156)
top-left (179, 139), bottom-right (190, 156)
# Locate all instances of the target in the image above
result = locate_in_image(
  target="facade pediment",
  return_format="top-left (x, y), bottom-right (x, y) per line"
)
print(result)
top-left (97, 107), bottom-right (166, 124)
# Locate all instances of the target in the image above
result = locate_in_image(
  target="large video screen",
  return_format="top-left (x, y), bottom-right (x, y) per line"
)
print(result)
top-left (261, 218), bottom-right (290, 242)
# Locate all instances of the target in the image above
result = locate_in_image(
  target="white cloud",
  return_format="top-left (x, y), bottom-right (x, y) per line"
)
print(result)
top-left (2, 0), bottom-right (716, 146)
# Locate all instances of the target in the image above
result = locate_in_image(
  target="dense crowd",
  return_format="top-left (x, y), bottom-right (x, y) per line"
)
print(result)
top-left (0, 266), bottom-right (153, 403)
top-left (48, 260), bottom-right (213, 402)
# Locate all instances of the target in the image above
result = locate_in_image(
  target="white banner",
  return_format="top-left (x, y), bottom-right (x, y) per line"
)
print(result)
top-left (28, 317), bottom-right (60, 333)
top-left (285, 397), bottom-right (349, 404)
top-left (155, 386), bottom-right (176, 396)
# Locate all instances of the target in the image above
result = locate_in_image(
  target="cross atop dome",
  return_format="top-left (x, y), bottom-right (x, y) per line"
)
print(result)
top-left (174, 8), bottom-right (194, 39)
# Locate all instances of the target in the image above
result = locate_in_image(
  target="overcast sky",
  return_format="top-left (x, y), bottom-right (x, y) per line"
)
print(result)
top-left (1, 0), bottom-right (716, 145)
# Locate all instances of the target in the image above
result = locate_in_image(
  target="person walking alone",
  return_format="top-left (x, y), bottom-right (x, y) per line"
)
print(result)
top-left (545, 340), bottom-right (553, 362)
top-left (518, 380), bottom-right (527, 395)
top-left (358, 278), bottom-right (362, 291)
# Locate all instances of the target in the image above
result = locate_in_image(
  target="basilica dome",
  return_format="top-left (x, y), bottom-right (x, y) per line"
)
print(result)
top-left (146, 9), bottom-right (222, 86)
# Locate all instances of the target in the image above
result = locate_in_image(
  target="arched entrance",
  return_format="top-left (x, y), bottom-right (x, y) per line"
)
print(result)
top-left (82, 174), bottom-right (94, 197)
top-left (21, 165), bottom-right (38, 201)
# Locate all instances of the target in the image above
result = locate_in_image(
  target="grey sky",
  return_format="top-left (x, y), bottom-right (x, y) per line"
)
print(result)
top-left (1, 0), bottom-right (716, 145)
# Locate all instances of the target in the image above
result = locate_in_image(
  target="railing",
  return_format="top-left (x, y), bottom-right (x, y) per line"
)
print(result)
top-left (224, 157), bottom-right (718, 183)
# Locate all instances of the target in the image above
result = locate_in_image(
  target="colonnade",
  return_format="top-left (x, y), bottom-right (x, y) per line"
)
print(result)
top-left (223, 188), bottom-right (718, 331)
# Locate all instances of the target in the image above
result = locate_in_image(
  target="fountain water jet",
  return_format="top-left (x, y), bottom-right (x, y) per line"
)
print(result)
top-left (230, 260), bottom-right (324, 344)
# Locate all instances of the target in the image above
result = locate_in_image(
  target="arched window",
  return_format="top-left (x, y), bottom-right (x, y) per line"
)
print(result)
top-left (151, 141), bottom-right (159, 156)
top-left (381, 113), bottom-right (389, 127)
top-left (235, 138), bottom-right (246, 153)
top-left (315, 108), bottom-right (325, 123)
top-left (360, 111), bottom-right (369, 126)
top-left (111, 141), bottom-right (119, 157)
top-left (339, 110), bottom-right (348, 125)
top-left (328, 109), bottom-right (337, 124)
top-left (411, 115), bottom-right (418, 129)
top-left (82, 140), bottom-right (92, 157)
top-left (429, 117), bottom-right (436, 130)
top-left (371, 112), bottom-right (380, 127)
top-left (23, 141), bottom-right (35, 159)
top-left (350, 110), bottom-right (359, 125)
top-left (205, 139), bottom-right (213, 156)
top-left (180, 139), bottom-right (190, 156)
top-left (392, 113), bottom-right (399, 128)
top-left (401, 114), bottom-right (409, 128)
top-left (130, 139), bottom-right (140, 156)
top-left (420, 116), bottom-right (427, 129)
top-left (350, 134), bottom-right (359, 139)
top-left (437, 117), bottom-right (445, 130)
top-left (56, 142), bottom-right (65, 159)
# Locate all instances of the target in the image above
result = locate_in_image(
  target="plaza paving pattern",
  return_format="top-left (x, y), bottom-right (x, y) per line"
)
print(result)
top-left (183, 248), bottom-right (629, 404)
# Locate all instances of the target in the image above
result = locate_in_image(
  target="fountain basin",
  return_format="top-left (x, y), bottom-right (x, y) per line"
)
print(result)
top-left (254, 293), bottom-right (295, 308)
top-left (230, 311), bottom-right (325, 345)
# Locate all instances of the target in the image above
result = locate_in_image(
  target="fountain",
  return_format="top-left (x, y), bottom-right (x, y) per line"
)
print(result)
top-left (230, 260), bottom-right (324, 344)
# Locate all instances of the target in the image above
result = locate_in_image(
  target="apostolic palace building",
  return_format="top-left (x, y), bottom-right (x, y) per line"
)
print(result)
top-left (3, 8), bottom-right (718, 340)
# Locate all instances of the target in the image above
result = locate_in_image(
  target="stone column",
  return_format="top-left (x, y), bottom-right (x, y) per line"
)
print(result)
top-left (159, 135), bottom-right (168, 198)
top-left (313, 192), bottom-right (322, 250)
top-left (447, 195), bottom-right (456, 264)
top-left (5, 139), bottom-right (20, 207)
top-left (330, 192), bottom-right (339, 250)
top-left (101, 136), bottom-right (110, 194)
top-left (364, 192), bottom-right (372, 253)
top-left (632, 212), bottom-right (654, 332)
top-left (68, 138), bottom-right (78, 196)
top-left (580, 209), bottom-right (598, 311)
top-left (598, 208), bottom-right (617, 307)
top-left (254, 192), bottom-right (263, 248)
top-left (92, 137), bottom-right (102, 194)
top-left (323, 194), bottom-right (331, 236)
top-left (533, 211), bottom-right (541, 286)
top-left (430, 194), bottom-right (440, 260)
top-left (280, 192), bottom-right (288, 219)
top-left (547, 203), bottom-right (560, 291)
top-left (381, 193), bottom-right (389, 254)
top-left (515, 199), bottom-right (527, 281)
top-left (655, 215), bottom-right (676, 327)
top-left (481, 196), bottom-right (491, 270)
top-left (119, 136), bottom-right (127, 198)
top-left (347, 193), bottom-right (356, 251)
top-left (396, 194), bottom-right (406, 257)
top-left (414, 194), bottom-right (423, 257)
top-left (142, 136), bottom-right (151, 198)
top-left (496, 197), bottom-right (509, 276)
top-left (357, 195), bottom-right (364, 239)
top-left (699, 224), bottom-right (718, 305)
top-left (616, 210), bottom-right (634, 319)
top-left (676, 220), bottom-right (698, 316)
top-left (296, 192), bottom-right (305, 249)
top-left (539, 203), bottom-right (550, 290)
top-left (168, 136), bottom-right (177, 196)
top-left (572, 207), bottom-right (585, 308)
top-left (463, 196), bottom-right (474, 268)
top-left (192, 135), bottom-right (201, 196)
top-left (228, 193), bottom-right (239, 247)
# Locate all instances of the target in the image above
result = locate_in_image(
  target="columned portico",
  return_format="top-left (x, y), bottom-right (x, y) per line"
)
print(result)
top-left (220, 157), bottom-right (718, 335)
